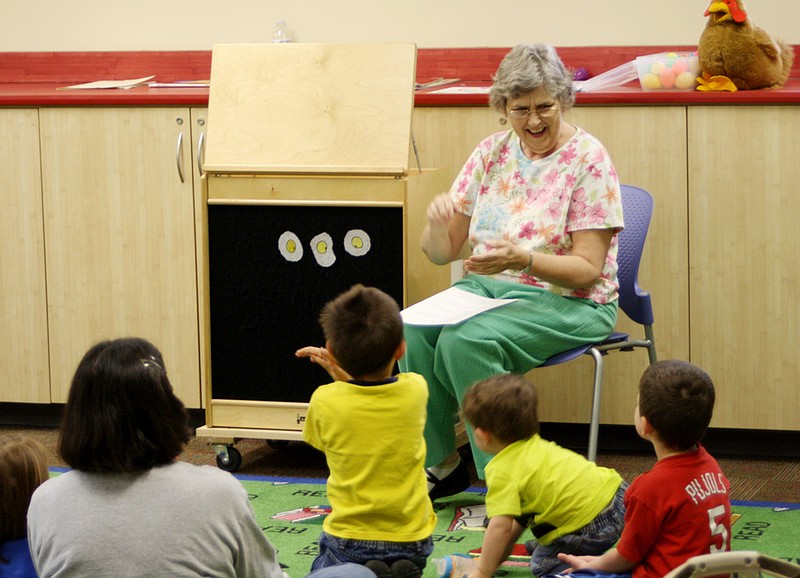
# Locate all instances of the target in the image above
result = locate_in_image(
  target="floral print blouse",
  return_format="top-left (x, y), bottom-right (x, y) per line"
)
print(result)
top-left (450, 127), bottom-right (624, 304)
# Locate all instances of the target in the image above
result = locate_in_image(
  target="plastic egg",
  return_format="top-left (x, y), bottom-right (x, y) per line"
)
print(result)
top-left (671, 59), bottom-right (689, 75)
top-left (658, 68), bottom-right (676, 89)
top-left (675, 71), bottom-right (697, 89)
top-left (573, 67), bottom-right (589, 81)
top-left (641, 73), bottom-right (662, 90)
top-left (649, 61), bottom-right (667, 75)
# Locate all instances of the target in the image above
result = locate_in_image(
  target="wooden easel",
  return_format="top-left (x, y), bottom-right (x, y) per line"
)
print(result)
top-left (194, 43), bottom-right (451, 470)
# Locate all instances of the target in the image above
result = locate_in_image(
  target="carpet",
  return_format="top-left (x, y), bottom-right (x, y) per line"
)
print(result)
top-left (239, 474), bottom-right (800, 577)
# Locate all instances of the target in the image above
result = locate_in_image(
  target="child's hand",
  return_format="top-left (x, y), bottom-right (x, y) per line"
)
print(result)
top-left (295, 346), bottom-right (352, 382)
top-left (557, 552), bottom-right (595, 571)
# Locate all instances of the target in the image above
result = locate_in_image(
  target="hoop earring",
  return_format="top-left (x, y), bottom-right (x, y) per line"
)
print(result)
top-left (499, 116), bottom-right (507, 125)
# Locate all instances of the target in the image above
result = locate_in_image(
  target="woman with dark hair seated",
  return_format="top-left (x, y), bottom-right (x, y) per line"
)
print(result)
top-left (27, 337), bottom-right (376, 578)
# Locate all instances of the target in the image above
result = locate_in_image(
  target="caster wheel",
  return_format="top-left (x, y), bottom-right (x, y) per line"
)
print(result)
top-left (216, 446), bottom-right (242, 472)
top-left (267, 439), bottom-right (290, 450)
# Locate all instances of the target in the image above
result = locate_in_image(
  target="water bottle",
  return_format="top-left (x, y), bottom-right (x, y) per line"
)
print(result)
top-left (272, 19), bottom-right (291, 43)
top-left (432, 554), bottom-right (477, 577)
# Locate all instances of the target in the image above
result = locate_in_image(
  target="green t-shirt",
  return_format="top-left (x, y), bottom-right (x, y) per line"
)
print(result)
top-left (484, 433), bottom-right (622, 544)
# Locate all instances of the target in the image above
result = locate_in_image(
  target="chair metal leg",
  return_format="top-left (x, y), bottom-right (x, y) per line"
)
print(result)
top-left (587, 348), bottom-right (605, 462)
top-left (645, 325), bottom-right (657, 363)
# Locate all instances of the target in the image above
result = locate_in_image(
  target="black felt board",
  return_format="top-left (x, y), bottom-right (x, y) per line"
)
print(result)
top-left (207, 204), bottom-right (404, 402)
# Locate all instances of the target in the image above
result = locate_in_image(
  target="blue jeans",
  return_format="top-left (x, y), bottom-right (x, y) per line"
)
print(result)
top-left (310, 531), bottom-right (434, 572)
top-left (306, 563), bottom-right (380, 578)
top-left (530, 482), bottom-right (628, 576)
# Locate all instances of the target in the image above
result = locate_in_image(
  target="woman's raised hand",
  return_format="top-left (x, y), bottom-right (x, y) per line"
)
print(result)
top-left (426, 193), bottom-right (455, 229)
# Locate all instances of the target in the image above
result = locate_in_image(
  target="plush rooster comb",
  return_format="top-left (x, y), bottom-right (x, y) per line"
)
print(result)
top-left (704, 0), bottom-right (748, 24)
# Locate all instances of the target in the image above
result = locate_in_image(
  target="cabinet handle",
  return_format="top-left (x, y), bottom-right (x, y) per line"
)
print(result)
top-left (176, 131), bottom-right (185, 183)
top-left (197, 131), bottom-right (205, 175)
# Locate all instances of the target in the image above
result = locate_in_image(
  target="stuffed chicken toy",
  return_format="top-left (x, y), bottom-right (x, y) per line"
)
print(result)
top-left (697, 0), bottom-right (794, 91)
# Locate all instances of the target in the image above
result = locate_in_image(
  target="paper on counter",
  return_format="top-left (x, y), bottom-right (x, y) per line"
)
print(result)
top-left (149, 80), bottom-right (211, 88)
top-left (59, 75), bottom-right (156, 90)
top-left (415, 77), bottom-right (460, 90)
top-left (401, 286), bottom-right (516, 326)
top-left (427, 85), bottom-right (491, 95)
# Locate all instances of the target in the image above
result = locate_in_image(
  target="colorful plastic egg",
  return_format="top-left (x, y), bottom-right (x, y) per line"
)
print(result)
top-left (641, 73), bottom-right (662, 90)
top-left (671, 59), bottom-right (689, 75)
top-left (649, 61), bottom-right (667, 75)
top-left (675, 71), bottom-right (697, 89)
top-left (658, 68), bottom-right (675, 89)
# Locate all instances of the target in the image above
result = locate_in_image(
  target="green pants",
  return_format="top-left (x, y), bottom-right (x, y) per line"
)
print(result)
top-left (399, 275), bottom-right (618, 478)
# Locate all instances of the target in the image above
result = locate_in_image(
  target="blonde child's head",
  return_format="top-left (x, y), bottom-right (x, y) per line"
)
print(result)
top-left (0, 434), bottom-right (49, 543)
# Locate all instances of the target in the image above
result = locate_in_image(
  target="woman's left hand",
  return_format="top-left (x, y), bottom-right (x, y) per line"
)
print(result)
top-left (463, 240), bottom-right (528, 276)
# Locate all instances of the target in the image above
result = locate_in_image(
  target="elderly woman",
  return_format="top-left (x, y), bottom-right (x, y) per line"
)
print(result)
top-left (400, 44), bottom-right (624, 499)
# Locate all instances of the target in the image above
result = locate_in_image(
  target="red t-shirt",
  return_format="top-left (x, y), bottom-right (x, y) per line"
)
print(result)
top-left (616, 445), bottom-right (731, 578)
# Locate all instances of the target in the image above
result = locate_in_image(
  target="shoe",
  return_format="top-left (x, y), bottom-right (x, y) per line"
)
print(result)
top-left (365, 560), bottom-right (392, 578)
top-left (427, 458), bottom-right (470, 501)
top-left (524, 538), bottom-right (539, 554)
top-left (389, 559), bottom-right (421, 578)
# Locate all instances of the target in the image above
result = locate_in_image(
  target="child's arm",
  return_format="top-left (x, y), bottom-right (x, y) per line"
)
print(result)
top-left (558, 547), bottom-right (636, 574)
top-left (295, 346), bottom-right (352, 382)
top-left (468, 515), bottom-right (524, 578)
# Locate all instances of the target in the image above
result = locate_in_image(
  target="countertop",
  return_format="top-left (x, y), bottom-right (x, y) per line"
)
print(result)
top-left (2, 47), bottom-right (799, 107)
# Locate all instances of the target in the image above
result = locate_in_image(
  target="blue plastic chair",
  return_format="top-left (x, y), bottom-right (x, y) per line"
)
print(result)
top-left (538, 184), bottom-right (658, 461)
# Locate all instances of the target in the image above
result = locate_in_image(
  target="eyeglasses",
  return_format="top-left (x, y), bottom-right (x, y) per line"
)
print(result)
top-left (507, 102), bottom-right (560, 120)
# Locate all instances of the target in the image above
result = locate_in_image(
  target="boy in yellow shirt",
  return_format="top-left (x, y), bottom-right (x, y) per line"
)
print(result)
top-left (296, 285), bottom-right (436, 578)
top-left (461, 374), bottom-right (627, 578)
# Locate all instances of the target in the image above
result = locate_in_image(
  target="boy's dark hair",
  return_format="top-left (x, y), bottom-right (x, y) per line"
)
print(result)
top-left (319, 284), bottom-right (403, 378)
top-left (59, 337), bottom-right (192, 473)
top-left (639, 359), bottom-right (715, 451)
top-left (462, 374), bottom-right (539, 444)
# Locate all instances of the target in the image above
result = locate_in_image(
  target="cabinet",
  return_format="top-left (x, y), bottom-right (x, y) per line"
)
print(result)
top-left (3, 94), bottom-right (797, 432)
top-left (39, 107), bottom-right (203, 406)
top-left (411, 105), bottom-right (690, 426)
top-left (688, 106), bottom-right (800, 430)
top-left (0, 109), bottom-right (50, 402)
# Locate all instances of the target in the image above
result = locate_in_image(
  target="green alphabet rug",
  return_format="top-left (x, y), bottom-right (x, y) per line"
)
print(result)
top-left (239, 474), bottom-right (800, 577)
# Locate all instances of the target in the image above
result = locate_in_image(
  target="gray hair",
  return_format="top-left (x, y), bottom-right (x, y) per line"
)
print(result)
top-left (489, 44), bottom-right (576, 114)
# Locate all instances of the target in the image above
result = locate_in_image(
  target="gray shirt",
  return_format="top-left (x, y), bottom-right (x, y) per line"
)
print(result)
top-left (27, 461), bottom-right (290, 578)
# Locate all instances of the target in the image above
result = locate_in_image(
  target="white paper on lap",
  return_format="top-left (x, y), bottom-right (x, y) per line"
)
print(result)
top-left (400, 286), bottom-right (516, 326)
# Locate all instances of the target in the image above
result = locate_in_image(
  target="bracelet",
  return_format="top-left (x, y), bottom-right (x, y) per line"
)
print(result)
top-left (521, 251), bottom-right (534, 274)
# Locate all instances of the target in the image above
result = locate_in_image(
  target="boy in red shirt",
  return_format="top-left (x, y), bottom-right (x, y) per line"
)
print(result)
top-left (554, 359), bottom-right (731, 578)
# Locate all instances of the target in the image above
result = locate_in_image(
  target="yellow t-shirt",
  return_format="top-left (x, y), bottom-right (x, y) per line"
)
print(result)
top-left (302, 372), bottom-right (436, 542)
top-left (484, 433), bottom-right (622, 544)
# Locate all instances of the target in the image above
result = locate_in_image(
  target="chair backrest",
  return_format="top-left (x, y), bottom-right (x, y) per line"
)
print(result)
top-left (616, 185), bottom-right (655, 326)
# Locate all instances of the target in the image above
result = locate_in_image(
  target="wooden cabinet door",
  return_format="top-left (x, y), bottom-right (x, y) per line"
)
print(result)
top-left (191, 107), bottom-right (209, 408)
top-left (557, 106), bottom-right (690, 425)
top-left (0, 109), bottom-right (50, 402)
top-left (688, 106), bottom-right (800, 430)
top-left (39, 107), bottom-right (201, 407)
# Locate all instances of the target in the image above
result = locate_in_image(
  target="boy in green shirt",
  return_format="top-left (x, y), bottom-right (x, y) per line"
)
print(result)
top-left (461, 374), bottom-right (627, 578)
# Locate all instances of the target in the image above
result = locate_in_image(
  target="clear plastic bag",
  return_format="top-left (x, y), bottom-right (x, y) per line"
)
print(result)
top-left (573, 60), bottom-right (638, 92)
